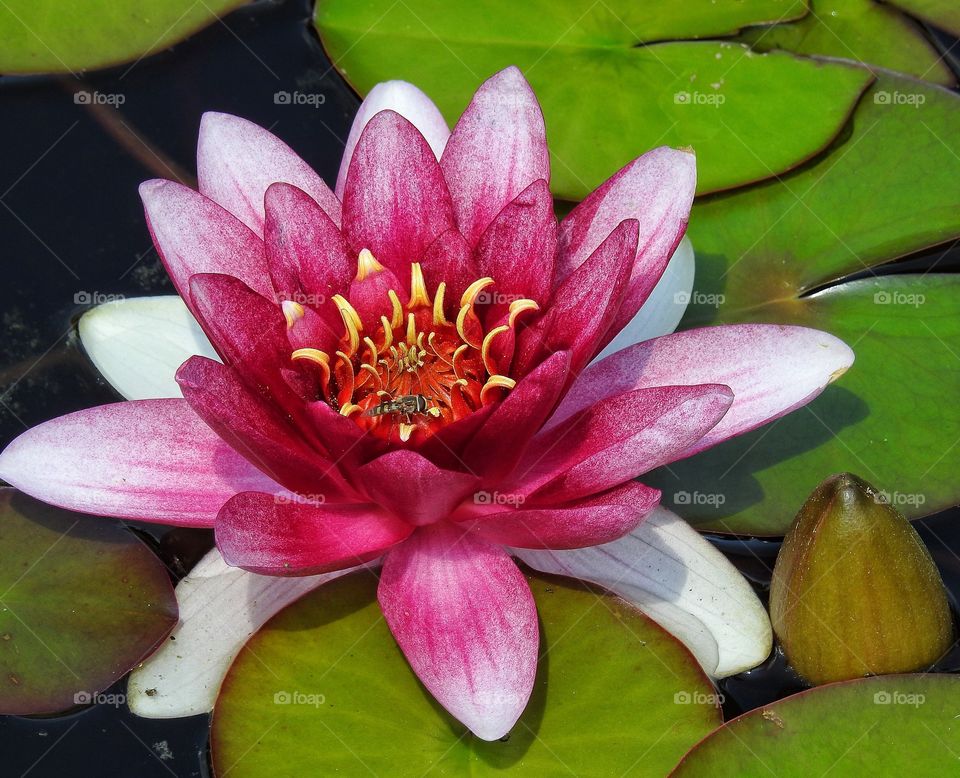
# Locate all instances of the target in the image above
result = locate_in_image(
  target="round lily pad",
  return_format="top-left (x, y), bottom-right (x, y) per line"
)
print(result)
top-left (212, 570), bottom-right (722, 776)
top-left (648, 73), bottom-right (960, 534)
top-left (0, 488), bottom-right (178, 714)
top-left (314, 0), bottom-right (874, 197)
top-left (672, 675), bottom-right (960, 775)
top-left (0, 0), bottom-right (246, 74)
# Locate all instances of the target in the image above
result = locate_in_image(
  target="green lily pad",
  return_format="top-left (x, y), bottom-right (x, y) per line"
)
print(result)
top-left (211, 571), bottom-right (721, 776)
top-left (671, 675), bottom-right (960, 775)
top-left (315, 0), bottom-right (874, 197)
top-left (739, 0), bottom-right (954, 85)
top-left (0, 489), bottom-right (177, 714)
top-left (888, 0), bottom-right (960, 37)
top-left (0, 0), bottom-right (246, 74)
top-left (645, 73), bottom-right (960, 535)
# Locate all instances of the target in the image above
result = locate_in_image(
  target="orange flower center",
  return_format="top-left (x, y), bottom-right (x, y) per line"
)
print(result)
top-left (288, 250), bottom-right (539, 445)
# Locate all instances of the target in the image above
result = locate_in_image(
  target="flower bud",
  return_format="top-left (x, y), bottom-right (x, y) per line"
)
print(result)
top-left (770, 473), bottom-right (953, 685)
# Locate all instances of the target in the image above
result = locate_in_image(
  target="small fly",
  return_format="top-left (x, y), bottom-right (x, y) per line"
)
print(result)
top-left (365, 394), bottom-right (439, 422)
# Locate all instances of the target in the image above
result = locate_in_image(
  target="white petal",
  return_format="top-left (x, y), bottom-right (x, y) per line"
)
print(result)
top-left (78, 296), bottom-right (218, 400)
top-left (591, 236), bottom-right (695, 364)
top-left (128, 549), bottom-right (364, 718)
top-left (513, 506), bottom-right (772, 677)
top-left (335, 80), bottom-right (450, 198)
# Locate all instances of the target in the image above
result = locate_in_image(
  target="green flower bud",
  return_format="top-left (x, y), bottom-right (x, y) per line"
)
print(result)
top-left (770, 473), bottom-right (954, 685)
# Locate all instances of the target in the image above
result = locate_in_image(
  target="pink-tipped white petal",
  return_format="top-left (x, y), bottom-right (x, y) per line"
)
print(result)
top-left (441, 67), bottom-right (549, 246)
top-left (128, 549), bottom-right (368, 717)
top-left (592, 236), bottom-right (695, 363)
top-left (550, 324), bottom-right (855, 457)
top-left (336, 80), bottom-right (450, 198)
top-left (379, 524), bottom-right (538, 740)
top-left (0, 399), bottom-right (279, 526)
top-left (139, 179), bottom-right (274, 307)
top-left (513, 507), bottom-right (772, 677)
top-left (79, 296), bottom-right (218, 400)
top-left (197, 112), bottom-right (341, 234)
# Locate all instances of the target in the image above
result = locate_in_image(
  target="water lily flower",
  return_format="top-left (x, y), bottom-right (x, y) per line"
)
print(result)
top-left (0, 67), bottom-right (853, 740)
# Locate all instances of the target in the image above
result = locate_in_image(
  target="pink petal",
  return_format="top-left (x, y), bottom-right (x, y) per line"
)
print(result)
top-left (342, 110), bottom-right (456, 278)
top-left (216, 492), bottom-right (411, 576)
top-left (378, 523), bottom-right (538, 740)
top-left (336, 80), bottom-right (450, 199)
top-left (177, 356), bottom-right (354, 500)
top-left (514, 219), bottom-right (638, 375)
top-left (441, 67), bottom-right (549, 246)
top-left (465, 482), bottom-right (659, 549)
top-left (358, 450), bottom-right (479, 526)
top-left (474, 179), bottom-right (556, 305)
top-left (0, 400), bottom-right (278, 526)
top-left (197, 112), bottom-right (341, 235)
top-left (140, 180), bottom-right (274, 307)
top-left (548, 324), bottom-right (855, 456)
top-left (515, 384), bottom-right (733, 503)
top-left (556, 147), bottom-right (697, 334)
top-left (263, 182), bottom-right (353, 304)
top-left (462, 350), bottom-right (570, 480)
top-left (420, 228), bottom-right (479, 303)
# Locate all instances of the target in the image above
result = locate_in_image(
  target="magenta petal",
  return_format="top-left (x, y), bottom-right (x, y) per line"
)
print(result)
top-left (549, 324), bottom-right (856, 457)
top-left (474, 179), bottom-right (556, 305)
top-left (0, 400), bottom-right (279, 526)
top-left (197, 112), bottom-right (341, 235)
top-left (556, 147), bottom-right (696, 333)
top-left (139, 180), bottom-right (274, 307)
top-left (462, 351), bottom-right (570, 480)
top-left (177, 356), bottom-right (354, 500)
top-left (419, 228), bottom-right (479, 302)
top-left (516, 384), bottom-right (733, 503)
top-left (358, 450), bottom-right (479, 526)
top-left (378, 524), bottom-right (538, 740)
top-left (342, 110), bottom-right (456, 277)
top-left (515, 219), bottom-right (638, 375)
top-left (466, 482), bottom-right (659, 549)
top-left (216, 492), bottom-right (411, 576)
top-left (263, 182), bottom-right (353, 303)
top-left (441, 67), bottom-right (549, 247)
top-left (335, 80), bottom-right (450, 199)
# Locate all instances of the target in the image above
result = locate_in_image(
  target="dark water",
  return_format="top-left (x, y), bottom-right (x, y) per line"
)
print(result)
top-left (1, 1), bottom-right (959, 775)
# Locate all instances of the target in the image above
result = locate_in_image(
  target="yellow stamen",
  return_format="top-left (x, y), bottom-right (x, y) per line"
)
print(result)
top-left (363, 336), bottom-right (378, 363)
top-left (460, 277), bottom-right (495, 307)
top-left (408, 262), bottom-right (431, 309)
top-left (480, 374), bottom-right (517, 404)
top-left (340, 403), bottom-right (362, 417)
top-left (379, 315), bottom-right (394, 350)
top-left (360, 363), bottom-right (382, 387)
top-left (432, 281), bottom-right (450, 325)
top-left (356, 248), bottom-right (384, 281)
top-left (456, 304), bottom-right (480, 348)
top-left (399, 423), bottom-right (415, 442)
top-left (481, 325), bottom-right (510, 375)
top-left (388, 290), bottom-right (404, 329)
top-left (291, 348), bottom-right (330, 385)
top-left (451, 343), bottom-right (470, 379)
top-left (332, 294), bottom-right (362, 331)
top-left (406, 312), bottom-right (417, 345)
top-left (508, 298), bottom-right (540, 327)
top-left (281, 300), bottom-right (304, 330)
